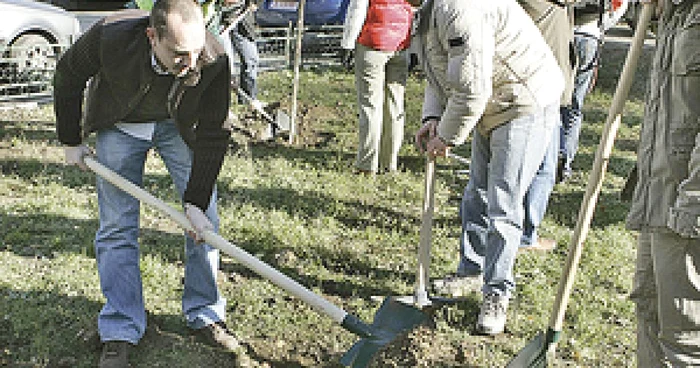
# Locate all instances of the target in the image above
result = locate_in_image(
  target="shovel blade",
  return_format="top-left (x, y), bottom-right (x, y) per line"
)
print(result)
top-left (506, 331), bottom-right (548, 368)
top-left (272, 110), bottom-right (291, 133)
top-left (340, 297), bottom-right (430, 368)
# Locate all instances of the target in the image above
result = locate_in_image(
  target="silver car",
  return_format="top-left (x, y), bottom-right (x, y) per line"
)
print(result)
top-left (0, 0), bottom-right (80, 99)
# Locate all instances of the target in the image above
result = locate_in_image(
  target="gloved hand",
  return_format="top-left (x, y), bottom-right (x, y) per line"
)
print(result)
top-left (340, 48), bottom-right (354, 71)
top-left (64, 145), bottom-right (92, 170)
top-left (414, 118), bottom-right (450, 158)
top-left (184, 203), bottom-right (214, 243)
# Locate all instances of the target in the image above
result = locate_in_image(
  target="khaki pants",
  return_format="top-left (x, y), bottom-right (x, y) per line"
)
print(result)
top-left (631, 231), bottom-right (700, 367)
top-left (353, 43), bottom-right (408, 173)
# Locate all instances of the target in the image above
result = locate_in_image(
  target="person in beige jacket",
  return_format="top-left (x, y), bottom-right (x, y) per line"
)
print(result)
top-left (409, 0), bottom-right (563, 335)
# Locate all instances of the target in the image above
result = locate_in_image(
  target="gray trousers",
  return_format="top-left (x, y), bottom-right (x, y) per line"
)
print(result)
top-left (353, 43), bottom-right (408, 173)
top-left (631, 231), bottom-right (700, 367)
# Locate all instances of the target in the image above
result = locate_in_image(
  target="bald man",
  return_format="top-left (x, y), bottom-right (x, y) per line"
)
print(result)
top-left (53, 0), bottom-right (240, 366)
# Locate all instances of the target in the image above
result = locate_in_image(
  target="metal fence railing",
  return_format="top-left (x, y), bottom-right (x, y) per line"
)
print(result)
top-left (253, 24), bottom-right (343, 71)
top-left (0, 43), bottom-right (70, 104)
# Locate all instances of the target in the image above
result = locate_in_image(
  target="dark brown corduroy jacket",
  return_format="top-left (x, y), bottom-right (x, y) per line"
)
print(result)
top-left (53, 9), bottom-right (231, 211)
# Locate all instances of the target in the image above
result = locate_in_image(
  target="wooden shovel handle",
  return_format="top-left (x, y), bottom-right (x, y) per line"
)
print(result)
top-left (84, 155), bottom-right (350, 325)
top-left (549, 4), bottom-right (655, 333)
top-left (414, 156), bottom-right (436, 307)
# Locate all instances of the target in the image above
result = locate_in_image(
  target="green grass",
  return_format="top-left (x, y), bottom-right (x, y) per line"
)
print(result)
top-left (0, 40), bottom-right (652, 367)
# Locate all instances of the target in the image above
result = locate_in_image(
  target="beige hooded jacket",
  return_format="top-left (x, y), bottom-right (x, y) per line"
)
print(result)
top-left (414, 0), bottom-right (564, 145)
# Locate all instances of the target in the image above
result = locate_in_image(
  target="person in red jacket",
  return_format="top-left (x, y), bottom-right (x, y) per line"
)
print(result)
top-left (341, 0), bottom-right (414, 174)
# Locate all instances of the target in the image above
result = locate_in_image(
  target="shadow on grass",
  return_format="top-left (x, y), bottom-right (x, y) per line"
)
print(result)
top-left (247, 139), bottom-right (430, 175)
top-left (0, 119), bottom-right (59, 142)
top-left (1, 202), bottom-right (414, 308)
top-left (596, 38), bottom-right (655, 102)
top-left (0, 285), bottom-right (261, 367)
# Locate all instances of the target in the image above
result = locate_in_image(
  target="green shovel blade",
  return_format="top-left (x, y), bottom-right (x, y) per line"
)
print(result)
top-left (340, 297), bottom-right (430, 368)
top-left (507, 328), bottom-right (560, 368)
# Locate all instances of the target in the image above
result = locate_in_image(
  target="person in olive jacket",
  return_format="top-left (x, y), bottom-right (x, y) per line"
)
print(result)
top-left (628, 0), bottom-right (700, 366)
top-left (52, 0), bottom-right (241, 366)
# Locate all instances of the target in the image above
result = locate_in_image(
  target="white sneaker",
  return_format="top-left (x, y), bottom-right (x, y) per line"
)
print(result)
top-left (476, 293), bottom-right (508, 335)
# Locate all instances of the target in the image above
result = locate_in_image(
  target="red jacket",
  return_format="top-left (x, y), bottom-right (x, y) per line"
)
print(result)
top-left (357, 0), bottom-right (413, 51)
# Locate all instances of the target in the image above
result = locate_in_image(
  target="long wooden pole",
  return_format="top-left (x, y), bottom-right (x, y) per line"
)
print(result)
top-left (548, 3), bottom-right (654, 339)
top-left (289, 0), bottom-right (306, 144)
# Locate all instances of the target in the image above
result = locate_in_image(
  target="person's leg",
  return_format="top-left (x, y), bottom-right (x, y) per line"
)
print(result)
top-left (379, 50), bottom-right (408, 172)
top-left (152, 121), bottom-right (226, 329)
top-left (521, 110), bottom-right (560, 248)
top-left (475, 104), bottom-right (555, 335)
top-left (631, 231), bottom-right (666, 367)
top-left (354, 44), bottom-right (391, 173)
top-left (651, 231), bottom-right (700, 366)
top-left (458, 130), bottom-right (490, 277)
top-left (95, 127), bottom-right (151, 345)
top-left (231, 30), bottom-right (259, 102)
top-left (483, 103), bottom-right (556, 297)
top-left (559, 34), bottom-right (598, 180)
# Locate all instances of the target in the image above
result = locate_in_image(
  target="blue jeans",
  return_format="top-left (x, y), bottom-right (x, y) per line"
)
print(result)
top-left (560, 33), bottom-right (599, 177)
top-left (230, 31), bottom-right (259, 103)
top-left (95, 122), bottom-right (226, 344)
top-left (458, 103), bottom-right (558, 297)
top-left (522, 121), bottom-right (560, 246)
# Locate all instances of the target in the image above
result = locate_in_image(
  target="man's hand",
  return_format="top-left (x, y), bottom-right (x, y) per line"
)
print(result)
top-left (415, 118), bottom-right (450, 158)
top-left (184, 203), bottom-right (214, 243)
top-left (64, 145), bottom-right (92, 170)
top-left (414, 118), bottom-right (438, 153)
top-left (425, 135), bottom-right (450, 158)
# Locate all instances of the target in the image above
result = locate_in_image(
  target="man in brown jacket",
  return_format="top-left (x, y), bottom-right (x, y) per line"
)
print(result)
top-left (53, 0), bottom-right (241, 366)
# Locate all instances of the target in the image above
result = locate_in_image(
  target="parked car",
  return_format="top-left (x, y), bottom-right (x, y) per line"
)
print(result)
top-left (254, 0), bottom-right (350, 65)
top-left (0, 0), bottom-right (80, 99)
top-left (255, 0), bottom-right (350, 27)
top-left (48, 0), bottom-right (129, 11)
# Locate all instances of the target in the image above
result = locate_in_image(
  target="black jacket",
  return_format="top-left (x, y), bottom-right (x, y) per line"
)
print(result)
top-left (53, 9), bottom-right (232, 210)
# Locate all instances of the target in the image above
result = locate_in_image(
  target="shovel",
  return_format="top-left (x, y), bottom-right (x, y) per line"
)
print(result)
top-left (341, 156), bottom-right (456, 367)
top-left (506, 4), bottom-right (654, 367)
top-left (83, 155), bottom-right (423, 367)
top-left (236, 86), bottom-right (291, 138)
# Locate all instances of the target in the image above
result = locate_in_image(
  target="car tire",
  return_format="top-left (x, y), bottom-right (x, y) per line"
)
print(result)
top-left (10, 34), bottom-right (56, 74)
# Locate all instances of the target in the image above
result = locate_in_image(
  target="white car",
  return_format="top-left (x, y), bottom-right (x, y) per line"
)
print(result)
top-left (0, 0), bottom-right (80, 73)
top-left (0, 0), bottom-right (80, 99)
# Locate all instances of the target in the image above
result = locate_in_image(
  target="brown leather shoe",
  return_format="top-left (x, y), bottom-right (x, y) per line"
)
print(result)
top-left (519, 238), bottom-right (557, 252)
top-left (195, 322), bottom-right (242, 353)
top-left (99, 341), bottom-right (133, 368)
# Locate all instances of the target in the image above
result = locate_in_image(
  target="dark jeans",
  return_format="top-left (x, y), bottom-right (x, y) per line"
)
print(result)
top-left (230, 31), bottom-right (259, 103)
top-left (559, 33), bottom-right (599, 177)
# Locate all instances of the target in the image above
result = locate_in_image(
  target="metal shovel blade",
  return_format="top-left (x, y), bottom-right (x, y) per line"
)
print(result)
top-left (270, 107), bottom-right (291, 134)
top-left (236, 87), bottom-right (291, 136)
top-left (506, 331), bottom-right (548, 368)
top-left (340, 297), bottom-right (430, 368)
